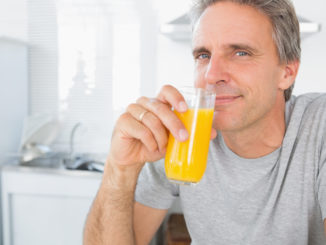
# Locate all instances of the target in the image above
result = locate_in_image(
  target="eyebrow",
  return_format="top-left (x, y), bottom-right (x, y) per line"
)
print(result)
top-left (192, 47), bottom-right (210, 58)
top-left (228, 44), bottom-right (260, 54)
top-left (192, 43), bottom-right (260, 57)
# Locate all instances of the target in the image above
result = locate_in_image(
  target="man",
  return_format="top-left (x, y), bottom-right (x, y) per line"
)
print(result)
top-left (84, 0), bottom-right (326, 244)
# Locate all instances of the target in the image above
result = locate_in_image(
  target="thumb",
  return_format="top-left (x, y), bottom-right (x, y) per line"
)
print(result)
top-left (210, 128), bottom-right (217, 140)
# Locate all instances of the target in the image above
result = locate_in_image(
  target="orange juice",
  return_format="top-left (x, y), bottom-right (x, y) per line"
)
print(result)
top-left (165, 108), bottom-right (214, 184)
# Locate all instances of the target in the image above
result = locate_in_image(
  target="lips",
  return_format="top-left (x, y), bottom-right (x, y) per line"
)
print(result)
top-left (215, 95), bottom-right (242, 105)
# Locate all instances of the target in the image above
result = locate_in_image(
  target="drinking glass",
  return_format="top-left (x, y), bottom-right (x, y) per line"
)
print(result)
top-left (164, 87), bottom-right (216, 185)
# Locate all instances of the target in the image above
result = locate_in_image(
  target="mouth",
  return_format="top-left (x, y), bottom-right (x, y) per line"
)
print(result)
top-left (215, 95), bottom-right (242, 105)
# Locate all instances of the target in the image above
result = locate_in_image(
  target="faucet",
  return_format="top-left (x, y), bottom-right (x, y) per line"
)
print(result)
top-left (69, 122), bottom-right (82, 158)
top-left (63, 122), bottom-right (82, 168)
top-left (63, 122), bottom-right (104, 172)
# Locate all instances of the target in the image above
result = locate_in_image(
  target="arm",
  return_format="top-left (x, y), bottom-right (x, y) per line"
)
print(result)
top-left (83, 161), bottom-right (168, 245)
top-left (134, 202), bottom-right (168, 244)
top-left (83, 166), bottom-right (168, 244)
top-left (324, 219), bottom-right (326, 237)
top-left (83, 162), bottom-right (141, 244)
top-left (83, 85), bottom-right (188, 245)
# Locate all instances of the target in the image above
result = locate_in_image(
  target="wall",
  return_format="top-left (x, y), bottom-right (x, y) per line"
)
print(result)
top-left (156, 0), bottom-right (326, 96)
top-left (0, 39), bottom-right (28, 162)
top-left (2, 0), bottom-right (325, 99)
top-left (292, 0), bottom-right (326, 95)
top-left (155, 0), bottom-right (195, 90)
top-left (0, 0), bottom-right (27, 41)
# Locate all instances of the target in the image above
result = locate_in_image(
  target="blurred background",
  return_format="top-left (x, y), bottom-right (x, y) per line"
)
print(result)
top-left (0, 0), bottom-right (325, 244)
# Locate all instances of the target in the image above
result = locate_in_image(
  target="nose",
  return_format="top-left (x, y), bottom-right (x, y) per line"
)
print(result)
top-left (201, 56), bottom-right (230, 88)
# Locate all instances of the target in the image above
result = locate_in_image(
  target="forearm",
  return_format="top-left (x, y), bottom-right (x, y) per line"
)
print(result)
top-left (83, 162), bottom-right (142, 245)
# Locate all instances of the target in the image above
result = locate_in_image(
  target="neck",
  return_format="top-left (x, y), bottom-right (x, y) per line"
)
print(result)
top-left (221, 98), bottom-right (286, 159)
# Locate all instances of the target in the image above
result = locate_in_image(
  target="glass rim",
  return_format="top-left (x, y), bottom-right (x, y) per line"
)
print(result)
top-left (178, 86), bottom-right (216, 96)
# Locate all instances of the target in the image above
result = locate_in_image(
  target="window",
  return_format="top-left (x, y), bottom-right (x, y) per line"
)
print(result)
top-left (28, 0), bottom-right (158, 154)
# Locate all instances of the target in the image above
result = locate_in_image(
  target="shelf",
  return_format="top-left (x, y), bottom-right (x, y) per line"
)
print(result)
top-left (160, 14), bottom-right (321, 41)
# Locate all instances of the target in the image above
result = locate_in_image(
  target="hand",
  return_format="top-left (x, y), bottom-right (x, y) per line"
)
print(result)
top-left (107, 85), bottom-right (191, 171)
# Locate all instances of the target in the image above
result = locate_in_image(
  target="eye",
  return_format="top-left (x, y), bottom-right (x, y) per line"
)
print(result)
top-left (196, 53), bottom-right (210, 60)
top-left (235, 51), bottom-right (249, 57)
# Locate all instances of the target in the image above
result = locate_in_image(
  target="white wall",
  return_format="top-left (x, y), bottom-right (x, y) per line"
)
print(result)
top-left (0, 39), bottom-right (28, 163)
top-left (1, 0), bottom-right (325, 96)
top-left (0, 0), bottom-right (27, 41)
top-left (154, 0), bottom-right (195, 91)
top-left (292, 0), bottom-right (326, 95)
top-left (155, 0), bottom-right (326, 95)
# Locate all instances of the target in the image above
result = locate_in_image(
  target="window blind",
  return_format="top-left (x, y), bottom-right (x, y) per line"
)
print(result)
top-left (27, 0), bottom-right (158, 154)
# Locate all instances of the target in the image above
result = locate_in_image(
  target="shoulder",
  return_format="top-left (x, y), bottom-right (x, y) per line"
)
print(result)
top-left (285, 93), bottom-right (326, 142)
top-left (287, 93), bottom-right (326, 119)
top-left (290, 93), bottom-right (326, 106)
top-left (291, 93), bottom-right (326, 108)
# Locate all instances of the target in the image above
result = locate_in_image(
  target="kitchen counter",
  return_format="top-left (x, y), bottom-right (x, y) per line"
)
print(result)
top-left (0, 162), bottom-right (103, 179)
top-left (0, 162), bottom-right (179, 245)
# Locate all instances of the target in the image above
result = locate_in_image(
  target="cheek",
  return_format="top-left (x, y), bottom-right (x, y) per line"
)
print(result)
top-left (240, 64), bottom-right (280, 102)
top-left (194, 65), bottom-right (208, 87)
top-left (241, 78), bottom-right (279, 126)
top-left (244, 76), bottom-right (278, 110)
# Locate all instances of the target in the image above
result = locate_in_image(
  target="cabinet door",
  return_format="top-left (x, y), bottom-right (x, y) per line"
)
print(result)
top-left (1, 168), bottom-right (102, 245)
top-left (10, 194), bottom-right (93, 245)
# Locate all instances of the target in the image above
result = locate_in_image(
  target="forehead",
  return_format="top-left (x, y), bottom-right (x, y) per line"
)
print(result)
top-left (192, 2), bottom-right (275, 51)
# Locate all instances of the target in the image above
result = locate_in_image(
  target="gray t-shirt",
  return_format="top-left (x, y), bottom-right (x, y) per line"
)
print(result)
top-left (135, 93), bottom-right (326, 245)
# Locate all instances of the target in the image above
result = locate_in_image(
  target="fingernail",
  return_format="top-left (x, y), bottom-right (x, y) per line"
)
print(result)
top-left (178, 101), bottom-right (188, 112)
top-left (179, 129), bottom-right (188, 141)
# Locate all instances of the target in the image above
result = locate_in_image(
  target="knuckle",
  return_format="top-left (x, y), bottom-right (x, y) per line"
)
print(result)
top-left (119, 112), bottom-right (130, 121)
top-left (153, 102), bottom-right (168, 113)
top-left (142, 128), bottom-right (153, 139)
top-left (162, 84), bottom-right (173, 91)
top-left (159, 85), bottom-right (172, 95)
top-left (146, 98), bottom-right (158, 109)
top-left (136, 96), bottom-right (147, 104)
top-left (114, 113), bottom-right (130, 131)
top-left (151, 116), bottom-right (163, 131)
top-left (126, 103), bottom-right (136, 112)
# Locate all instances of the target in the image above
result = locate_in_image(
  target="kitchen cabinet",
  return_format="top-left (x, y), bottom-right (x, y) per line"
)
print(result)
top-left (0, 165), bottom-right (173, 245)
top-left (0, 165), bottom-right (102, 245)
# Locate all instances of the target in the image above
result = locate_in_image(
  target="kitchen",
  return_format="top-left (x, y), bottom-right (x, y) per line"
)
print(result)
top-left (0, 0), bottom-right (325, 244)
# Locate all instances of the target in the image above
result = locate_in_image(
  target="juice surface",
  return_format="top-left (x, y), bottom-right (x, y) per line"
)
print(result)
top-left (165, 108), bottom-right (214, 183)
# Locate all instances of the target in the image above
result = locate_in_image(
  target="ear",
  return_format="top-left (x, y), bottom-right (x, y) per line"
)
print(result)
top-left (278, 60), bottom-right (300, 90)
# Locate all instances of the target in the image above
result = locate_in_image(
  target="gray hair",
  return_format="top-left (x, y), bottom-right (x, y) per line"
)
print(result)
top-left (190, 0), bottom-right (301, 101)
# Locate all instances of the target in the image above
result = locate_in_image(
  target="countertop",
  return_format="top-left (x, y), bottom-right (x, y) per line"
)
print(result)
top-left (0, 161), bottom-right (103, 179)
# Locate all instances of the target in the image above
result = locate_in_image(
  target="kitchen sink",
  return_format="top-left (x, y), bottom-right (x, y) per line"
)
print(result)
top-left (19, 152), bottom-right (105, 172)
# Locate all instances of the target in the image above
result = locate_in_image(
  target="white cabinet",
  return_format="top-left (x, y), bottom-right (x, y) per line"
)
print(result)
top-left (1, 166), bottom-right (102, 245)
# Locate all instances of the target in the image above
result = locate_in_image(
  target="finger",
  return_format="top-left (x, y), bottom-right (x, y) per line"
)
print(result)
top-left (126, 103), bottom-right (148, 121)
top-left (136, 97), bottom-right (189, 142)
top-left (156, 84), bottom-right (188, 113)
top-left (126, 103), bottom-right (168, 153)
top-left (210, 128), bottom-right (217, 140)
top-left (142, 112), bottom-right (168, 154)
top-left (116, 113), bottom-right (158, 153)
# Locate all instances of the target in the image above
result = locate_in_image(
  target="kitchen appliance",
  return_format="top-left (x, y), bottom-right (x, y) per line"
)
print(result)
top-left (19, 113), bottom-right (60, 163)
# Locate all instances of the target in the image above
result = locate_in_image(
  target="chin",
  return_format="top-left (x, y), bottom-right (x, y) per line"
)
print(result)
top-left (213, 112), bottom-right (240, 132)
top-left (212, 119), bottom-right (238, 132)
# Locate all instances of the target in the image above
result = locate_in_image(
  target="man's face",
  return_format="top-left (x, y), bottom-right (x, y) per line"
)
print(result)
top-left (192, 2), bottom-right (292, 133)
